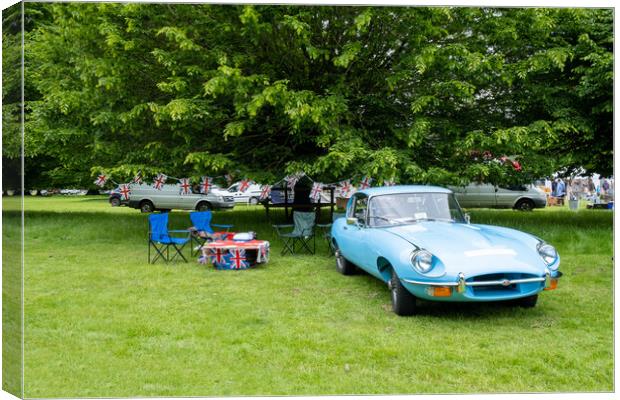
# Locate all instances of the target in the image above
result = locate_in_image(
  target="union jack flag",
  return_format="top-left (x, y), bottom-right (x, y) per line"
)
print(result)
top-left (339, 179), bottom-right (352, 197)
top-left (153, 173), bottom-right (167, 190)
top-left (94, 174), bottom-right (108, 187)
top-left (178, 178), bottom-right (191, 195)
top-left (130, 172), bottom-right (142, 185)
top-left (359, 176), bottom-right (373, 190)
top-left (119, 184), bottom-right (131, 201)
top-left (259, 185), bottom-right (271, 200)
top-left (285, 175), bottom-right (299, 190)
top-left (239, 179), bottom-right (251, 193)
top-left (209, 248), bottom-right (226, 264)
top-left (310, 182), bottom-right (323, 202)
top-left (229, 248), bottom-right (248, 269)
top-left (200, 176), bottom-right (212, 194)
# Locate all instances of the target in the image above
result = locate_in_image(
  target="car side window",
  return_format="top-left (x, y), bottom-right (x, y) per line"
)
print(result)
top-left (349, 195), bottom-right (368, 226)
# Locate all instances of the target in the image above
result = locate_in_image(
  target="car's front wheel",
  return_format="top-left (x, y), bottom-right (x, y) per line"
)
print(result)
top-left (335, 249), bottom-right (356, 275)
top-left (140, 200), bottom-right (154, 213)
top-left (109, 197), bottom-right (121, 207)
top-left (389, 269), bottom-right (417, 316)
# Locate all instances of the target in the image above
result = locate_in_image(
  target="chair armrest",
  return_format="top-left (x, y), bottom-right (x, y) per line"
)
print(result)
top-left (273, 224), bottom-right (294, 234)
top-left (169, 229), bottom-right (190, 233)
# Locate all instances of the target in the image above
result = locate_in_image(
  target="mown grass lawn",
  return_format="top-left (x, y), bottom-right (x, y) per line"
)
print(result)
top-left (3, 195), bottom-right (614, 397)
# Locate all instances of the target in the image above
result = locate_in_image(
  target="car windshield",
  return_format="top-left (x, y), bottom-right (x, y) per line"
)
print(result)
top-left (368, 192), bottom-right (466, 227)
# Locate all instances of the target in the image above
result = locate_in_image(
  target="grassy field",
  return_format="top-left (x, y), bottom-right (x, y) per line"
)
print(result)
top-left (2, 195), bottom-right (614, 396)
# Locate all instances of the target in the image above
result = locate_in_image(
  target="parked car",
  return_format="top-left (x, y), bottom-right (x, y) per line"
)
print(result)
top-left (109, 183), bottom-right (234, 212)
top-left (331, 185), bottom-right (561, 316)
top-left (449, 183), bottom-right (547, 211)
top-left (226, 182), bottom-right (265, 205)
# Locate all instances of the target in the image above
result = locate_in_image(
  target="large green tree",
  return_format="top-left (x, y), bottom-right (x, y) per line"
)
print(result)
top-left (19, 4), bottom-right (613, 187)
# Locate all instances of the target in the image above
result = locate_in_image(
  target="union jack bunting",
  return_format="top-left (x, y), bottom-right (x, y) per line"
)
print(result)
top-left (339, 179), bottom-right (352, 197)
top-left (229, 248), bottom-right (249, 269)
top-left (178, 178), bottom-right (191, 195)
top-left (259, 185), bottom-right (271, 200)
top-left (310, 182), bottom-right (323, 202)
top-left (130, 172), bottom-right (142, 185)
top-left (153, 173), bottom-right (167, 190)
top-left (285, 175), bottom-right (299, 190)
top-left (239, 179), bottom-right (251, 193)
top-left (359, 176), bottom-right (373, 190)
top-left (119, 184), bottom-right (131, 201)
top-left (94, 174), bottom-right (108, 187)
top-left (200, 176), bottom-right (212, 194)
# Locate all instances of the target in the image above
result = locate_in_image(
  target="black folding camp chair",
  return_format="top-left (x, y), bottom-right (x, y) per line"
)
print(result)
top-left (273, 211), bottom-right (316, 255)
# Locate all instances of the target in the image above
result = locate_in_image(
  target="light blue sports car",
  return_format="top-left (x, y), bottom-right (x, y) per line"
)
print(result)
top-left (331, 185), bottom-right (562, 316)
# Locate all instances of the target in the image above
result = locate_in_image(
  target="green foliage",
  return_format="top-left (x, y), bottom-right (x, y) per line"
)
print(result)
top-left (13, 5), bottom-right (613, 187)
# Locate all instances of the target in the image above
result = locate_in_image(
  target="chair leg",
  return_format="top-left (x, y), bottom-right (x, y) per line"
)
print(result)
top-left (150, 241), bottom-right (168, 264)
top-left (170, 243), bottom-right (188, 263)
top-left (281, 237), bottom-right (295, 256)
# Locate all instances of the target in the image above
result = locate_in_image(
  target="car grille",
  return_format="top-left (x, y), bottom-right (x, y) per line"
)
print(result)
top-left (469, 273), bottom-right (539, 296)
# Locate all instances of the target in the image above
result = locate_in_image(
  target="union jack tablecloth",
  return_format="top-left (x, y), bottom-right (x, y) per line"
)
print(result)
top-left (200, 240), bottom-right (270, 270)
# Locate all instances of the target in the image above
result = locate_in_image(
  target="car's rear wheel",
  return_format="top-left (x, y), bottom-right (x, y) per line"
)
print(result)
top-left (515, 198), bottom-right (535, 211)
top-left (335, 249), bottom-right (356, 275)
top-left (140, 200), bottom-right (154, 213)
top-left (110, 197), bottom-right (121, 207)
top-left (249, 197), bottom-right (259, 205)
top-left (389, 269), bottom-right (417, 316)
top-left (196, 202), bottom-right (211, 212)
top-left (515, 294), bottom-right (538, 308)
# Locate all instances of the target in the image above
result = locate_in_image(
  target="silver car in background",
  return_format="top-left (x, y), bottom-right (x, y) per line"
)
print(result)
top-left (125, 184), bottom-right (235, 212)
top-left (450, 183), bottom-right (547, 211)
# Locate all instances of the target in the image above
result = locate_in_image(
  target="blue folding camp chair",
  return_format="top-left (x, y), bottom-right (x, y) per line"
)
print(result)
top-left (189, 211), bottom-right (233, 256)
top-left (148, 213), bottom-right (191, 263)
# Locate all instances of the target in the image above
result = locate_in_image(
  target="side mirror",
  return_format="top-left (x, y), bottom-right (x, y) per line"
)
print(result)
top-left (464, 213), bottom-right (471, 224)
top-left (346, 217), bottom-right (358, 225)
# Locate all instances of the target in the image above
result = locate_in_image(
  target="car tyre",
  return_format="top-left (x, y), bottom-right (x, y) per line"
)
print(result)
top-left (515, 198), bottom-right (535, 211)
top-left (389, 269), bottom-right (417, 316)
top-left (335, 249), bottom-right (356, 275)
top-left (515, 294), bottom-right (538, 308)
top-left (140, 200), bottom-right (155, 213)
top-left (110, 197), bottom-right (121, 207)
top-left (196, 202), bottom-right (211, 212)
top-left (249, 197), bottom-right (259, 205)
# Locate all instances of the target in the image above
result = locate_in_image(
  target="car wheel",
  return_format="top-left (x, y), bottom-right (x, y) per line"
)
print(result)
top-left (109, 197), bottom-right (121, 207)
top-left (249, 197), bottom-right (259, 205)
top-left (515, 294), bottom-right (538, 308)
top-left (335, 249), bottom-right (356, 275)
top-left (197, 202), bottom-right (211, 212)
top-left (389, 269), bottom-right (417, 316)
top-left (140, 201), bottom-right (154, 213)
top-left (515, 198), bottom-right (535, 211)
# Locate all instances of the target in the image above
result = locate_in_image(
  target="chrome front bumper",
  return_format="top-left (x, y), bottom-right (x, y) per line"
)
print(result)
top-left (402, 269), bottom-right (562, 292)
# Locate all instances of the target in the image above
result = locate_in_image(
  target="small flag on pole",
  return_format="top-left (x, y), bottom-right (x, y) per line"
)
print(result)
top-left (178, 178), bottom-right (191, 195)
top-left (94, 174), bottom-right (108, 187)
top-left (200, 176), bottom-right (212, 194)
top-left (153, 173), bottom-right (167, 190)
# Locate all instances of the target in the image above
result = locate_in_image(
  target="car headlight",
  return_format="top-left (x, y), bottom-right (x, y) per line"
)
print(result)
top-left (218, 196), bottom-right (224, 201)
top-left (411, 250), bottom-right (434, 274)
top-left (537, 243), bottom-right (558, 266)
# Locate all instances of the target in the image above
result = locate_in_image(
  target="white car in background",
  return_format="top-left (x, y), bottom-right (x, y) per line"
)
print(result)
top-left (226, 182), bottom-right (265, 205)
